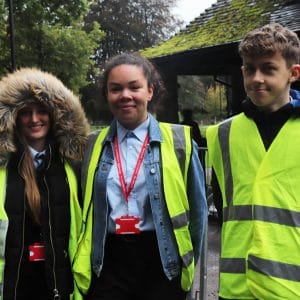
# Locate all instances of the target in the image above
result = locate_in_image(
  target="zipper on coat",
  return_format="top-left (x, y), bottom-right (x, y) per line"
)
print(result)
top-left (44, 177), bottom-right (61, 299)
top-left (43, 146), bottom-right (60, 299)
top-left (53, 288), bottom-right (61, 299)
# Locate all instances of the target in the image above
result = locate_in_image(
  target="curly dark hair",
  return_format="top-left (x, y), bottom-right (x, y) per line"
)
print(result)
top-left (100, 52), bottom-right (166, 110)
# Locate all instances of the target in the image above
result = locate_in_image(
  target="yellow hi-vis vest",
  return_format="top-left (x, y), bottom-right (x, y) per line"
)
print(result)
top-left (207, 113), bottom-right (300, 300)
top-left (0, 163), bottom-right (82, 300)
top-left (73, 123), bottom-right (195, 296)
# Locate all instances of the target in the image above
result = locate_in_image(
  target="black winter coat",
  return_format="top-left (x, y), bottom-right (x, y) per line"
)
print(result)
top-left (3, 145), bottom-right (73, 299)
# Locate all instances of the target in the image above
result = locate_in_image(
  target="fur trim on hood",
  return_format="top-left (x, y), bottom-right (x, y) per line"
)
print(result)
top-left (0, 68), bottom-right (90, 165)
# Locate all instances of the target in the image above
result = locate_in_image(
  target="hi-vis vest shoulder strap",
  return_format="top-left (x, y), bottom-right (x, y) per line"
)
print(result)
top-left (159, 123), bottom-right (194, 291)
top-left (73, 123), bottom-right (195, 295)
top-left (0, 168), bottom-right (8, 297)
top-left (207, 113), bottom-right (300, 299)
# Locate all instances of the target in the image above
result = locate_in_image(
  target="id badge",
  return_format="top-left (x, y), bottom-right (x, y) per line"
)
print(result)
top-left (115, 215), bottom-right (140, 234)
top-left (29, 242), bottom-right (45, 261)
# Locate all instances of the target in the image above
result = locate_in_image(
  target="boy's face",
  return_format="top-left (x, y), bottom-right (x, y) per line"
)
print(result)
top-left (241, 52), bottom-right (299, 112)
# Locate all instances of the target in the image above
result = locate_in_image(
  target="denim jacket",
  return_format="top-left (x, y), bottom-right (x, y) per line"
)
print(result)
top-left (84, 114), bottom-right (207, 281)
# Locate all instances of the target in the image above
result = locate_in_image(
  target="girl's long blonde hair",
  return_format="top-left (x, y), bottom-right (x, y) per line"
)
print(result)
top-left (16, 103), bottom-right (51, 225)
top-left (19, 143), bottom-right (41, 224)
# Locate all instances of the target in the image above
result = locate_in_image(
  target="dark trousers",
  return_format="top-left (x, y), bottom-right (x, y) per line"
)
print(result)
top-left (15, 261), bottom-right (69, 300)
top-left (86, 232), bottom-right (187, 300)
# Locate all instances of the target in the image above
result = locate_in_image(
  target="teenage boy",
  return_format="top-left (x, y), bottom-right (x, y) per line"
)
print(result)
top-left (206, 23), bottom-right (300, 299)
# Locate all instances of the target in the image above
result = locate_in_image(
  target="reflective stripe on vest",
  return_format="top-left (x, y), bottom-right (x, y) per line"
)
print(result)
top-left (74, 123), bottom-right (195, 294)
top-left (159, 123), bottom-right (194, 291)
top-left (221, 255), bottom-right (300, 281)
top-left (207, 114), bottom-right (300, 299)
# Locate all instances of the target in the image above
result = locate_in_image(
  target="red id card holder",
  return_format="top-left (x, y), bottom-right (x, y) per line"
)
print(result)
top-left (115, 215), bottom-right (140, 234)
top-left (29, 242), bottom-right (46, 261)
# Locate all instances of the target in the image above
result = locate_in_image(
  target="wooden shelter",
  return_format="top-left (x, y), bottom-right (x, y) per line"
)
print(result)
top-left (141, 0), bottom-right (300, 123)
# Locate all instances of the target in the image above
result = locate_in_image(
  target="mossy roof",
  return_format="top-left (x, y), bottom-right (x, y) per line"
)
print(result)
top-left (142, 0), bottom-right (299, 59)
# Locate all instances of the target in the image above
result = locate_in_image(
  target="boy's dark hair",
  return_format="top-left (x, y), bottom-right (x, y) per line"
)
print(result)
top-left (100, 52), bottom-right (165, 105)
top-left (239, 23), bottom-right (300, 66)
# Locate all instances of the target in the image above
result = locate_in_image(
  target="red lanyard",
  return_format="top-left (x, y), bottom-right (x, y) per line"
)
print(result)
top-left (114, 133), bottom-right (149, 202)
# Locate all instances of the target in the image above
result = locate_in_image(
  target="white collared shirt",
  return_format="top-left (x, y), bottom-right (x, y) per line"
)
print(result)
top-left (29, 146), bottom-right (46, 169)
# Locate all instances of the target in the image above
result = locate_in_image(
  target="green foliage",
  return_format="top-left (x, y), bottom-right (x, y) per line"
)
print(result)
top-left (0, 0), bottom-right (10, 70)
top-left (40, 23), bottom-right (104, 92)
top-left (85, 0), bottom-right (182, 67)
top-left (178, 76), bottom-right (207, 112)
top-left (206, 84), bottom-right (227, 122)
top-left (142, 0), bottom-right (286, 58)
top-left (12, 0), bottom-right (87, 26)
top-left (0, 0), bottom-right (105, 93)
top-left (178, 76), bottom-right (227, 125)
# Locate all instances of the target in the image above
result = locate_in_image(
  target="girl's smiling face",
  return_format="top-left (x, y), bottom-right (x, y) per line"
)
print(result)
top-left (17, 103), bottom-right (50, 150)
top-left (107, 64), bottom-right (153, 129)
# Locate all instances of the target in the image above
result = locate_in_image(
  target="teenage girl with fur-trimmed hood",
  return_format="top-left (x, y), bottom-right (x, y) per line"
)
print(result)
top-left (0, 68), bottom-right (89, 299)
